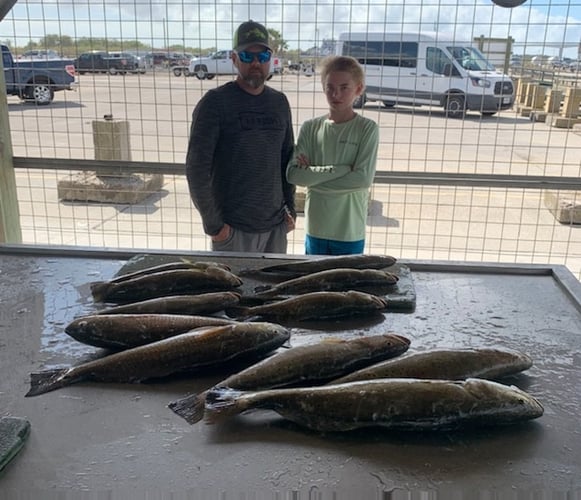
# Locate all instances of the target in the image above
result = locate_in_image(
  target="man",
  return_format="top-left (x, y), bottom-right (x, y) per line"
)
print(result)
top-left (186, 20), bottom-right (296, 254)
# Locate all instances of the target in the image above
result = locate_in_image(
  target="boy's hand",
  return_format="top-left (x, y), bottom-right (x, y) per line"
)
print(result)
top-left (296, 153), bottom-right (310, 168)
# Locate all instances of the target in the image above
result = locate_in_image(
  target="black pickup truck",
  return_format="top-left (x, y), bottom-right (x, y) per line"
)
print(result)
top-left (75, 51), bottom-right (140, 75)
top-left (2, 44), bottom-right (77, 105)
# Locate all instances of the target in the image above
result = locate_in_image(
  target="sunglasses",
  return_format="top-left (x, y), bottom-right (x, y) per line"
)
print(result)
top-left (237, 50), bottom-right (272, 64)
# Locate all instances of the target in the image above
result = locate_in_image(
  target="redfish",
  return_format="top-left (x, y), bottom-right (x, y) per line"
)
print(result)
top-left (93, 292), bottom-right (241, 315)
top-left (240, 254), bottom-right (397, 277)
top-left (65, 313), bottom-right (236, 349)
top-left (90, 267), bottom-right (242, 303)
top-left (253, 268), bottom-right (398, 298)
top-left (226, 290), bottom-right (387, 321)
top-left (168, 333), bottom-right (411, 424)
top-left (26, 322), bottom-right (289, 397)
top-left (330, 347), bottom-right (533, 384)
top-left (204, 378), bottom-right (544, 431)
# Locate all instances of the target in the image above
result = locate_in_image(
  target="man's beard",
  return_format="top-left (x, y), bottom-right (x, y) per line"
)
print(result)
top-left (242, 72), bottom-right (267, 89)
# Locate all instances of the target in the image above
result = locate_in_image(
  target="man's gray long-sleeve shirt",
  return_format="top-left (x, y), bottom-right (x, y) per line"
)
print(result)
top-left (185, 81), bottom-right (295, 237)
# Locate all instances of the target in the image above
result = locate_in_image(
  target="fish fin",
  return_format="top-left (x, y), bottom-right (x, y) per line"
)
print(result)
top-left (237, 267), bottom-right (263, 277)
top-left (320, 337), bottom-right (347, 344)
top-left (25, 368), bottom-right (72, 397)
top-left (204, 387), bottom-right (247, 424)
top-left (224, 306), bottom-right (250, 319)
top-left (168, 392), bottom-right (206, 425)
top-left (89, 281), bottom-right (111, 302)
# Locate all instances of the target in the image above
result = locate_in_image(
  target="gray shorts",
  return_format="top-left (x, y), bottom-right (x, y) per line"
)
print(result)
top-left (211, 222), bottom-right (288, 254)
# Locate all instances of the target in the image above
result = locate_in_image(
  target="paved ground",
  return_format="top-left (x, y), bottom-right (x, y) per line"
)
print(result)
top-left (6, 70), bottom-right (581, 277)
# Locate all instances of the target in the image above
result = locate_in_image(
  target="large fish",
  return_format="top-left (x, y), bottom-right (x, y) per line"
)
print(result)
top-left (253, 268), bottom-right (399, 298)
top-left (204, 378), bottom-right (544, 432)
top-left (90, 267), bottom-right (243, 303)
top-left (239, 254), bottom-right (397, 277)
top-left (226, 290), bottom-right (388, 321)
top-left (26, 322), bottom-right (290, 397)
top-left (93, 292), bottom-right (241, 316)
top-left (109, 260), bottom-right (231, 284)
top-left (330, 348), bottom-right (533, 384)
top-left (168, 333), bottom-right (411, 424)
top-left (65, 313), bottom-right (236, 349)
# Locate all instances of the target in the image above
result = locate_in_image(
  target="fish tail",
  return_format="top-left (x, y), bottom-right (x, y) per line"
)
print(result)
top-left (204, 387), bottom-right (250, 424)
top-left (25, 368), bottom-right (73, 397)
top-left (167, 392), bottom-right (207, 425)
top-left (90, 281), bottom-right (111, 302)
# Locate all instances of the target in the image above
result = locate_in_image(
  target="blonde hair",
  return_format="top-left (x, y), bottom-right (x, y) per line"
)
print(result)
top-left (319, 56), bottom-right (365, 86)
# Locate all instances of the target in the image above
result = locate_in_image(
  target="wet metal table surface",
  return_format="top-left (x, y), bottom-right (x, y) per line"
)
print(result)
top-left (1, 246), bottom-right (581, 497)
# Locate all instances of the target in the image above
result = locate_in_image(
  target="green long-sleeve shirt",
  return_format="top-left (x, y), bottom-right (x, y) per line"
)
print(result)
top-left (286, 113), bottom-right (379, 242)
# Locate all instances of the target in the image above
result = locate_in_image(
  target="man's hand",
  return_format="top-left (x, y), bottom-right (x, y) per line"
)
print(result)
top-left (210, 224), bottom-right (231, 242)
top-left (285, 212), bottom-right (296, 233)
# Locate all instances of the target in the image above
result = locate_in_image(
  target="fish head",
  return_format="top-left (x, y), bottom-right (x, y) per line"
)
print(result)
top-left (464, 378), bottom-right (544, 420)
top-left (345, 290), bottom-right (388, 309)
top-left (206, 266), bottom-right (243, 286)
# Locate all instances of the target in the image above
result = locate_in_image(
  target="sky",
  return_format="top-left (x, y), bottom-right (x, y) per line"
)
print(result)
top-left (0, 0), bottom-right (580, 57)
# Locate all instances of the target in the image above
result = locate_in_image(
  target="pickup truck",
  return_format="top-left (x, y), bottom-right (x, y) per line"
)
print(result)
top-left (75, 51), bottom-right (140, 75)
top-left (2, 44), bottom-right (76, 105)
top-left (172, 49), bottom-right (281, 79)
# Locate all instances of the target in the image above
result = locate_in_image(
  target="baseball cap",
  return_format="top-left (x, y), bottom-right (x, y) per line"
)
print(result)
top-left (233, 20), bottom-right (272, 52)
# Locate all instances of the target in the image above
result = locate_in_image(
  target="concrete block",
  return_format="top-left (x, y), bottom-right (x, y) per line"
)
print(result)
top-left (57, 172), bottom-right (164, 204)
top-left (544, 90), bottom-right (563, 114)
top-left (92, 119), bottom-right (131, 161)
top-left (552, 117), bottom-right (581, 129)
top-left (544, 190), bottom-right (581, 224)
top-left (561, 88), bottom-right (581, 118)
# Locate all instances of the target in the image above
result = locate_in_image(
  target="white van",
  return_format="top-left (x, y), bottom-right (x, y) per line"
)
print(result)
top-left (336, 32), bottom-right (515, 118)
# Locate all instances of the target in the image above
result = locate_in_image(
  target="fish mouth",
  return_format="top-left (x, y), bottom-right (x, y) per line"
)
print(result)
top-left (392, 334), bottom-right (411, 346)
top-left (373, 296), bottom-right (389, 308)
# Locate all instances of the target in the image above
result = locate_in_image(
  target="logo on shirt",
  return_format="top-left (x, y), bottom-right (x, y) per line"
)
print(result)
top-left (239, 112), bottom-right (283, 130)
top-left (339, 139), bottom-right (359, 147)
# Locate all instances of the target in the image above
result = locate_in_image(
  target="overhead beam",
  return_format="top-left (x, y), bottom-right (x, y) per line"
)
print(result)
top-left (0, 0), bottom-right (18, 23)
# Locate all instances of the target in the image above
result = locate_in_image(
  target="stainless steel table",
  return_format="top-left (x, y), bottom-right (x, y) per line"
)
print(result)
top-left (1, 245), bottom-right (580, 497)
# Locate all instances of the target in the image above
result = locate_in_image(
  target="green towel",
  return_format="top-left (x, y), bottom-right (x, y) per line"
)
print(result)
top-left (0, 417), bottom-right (30, 473)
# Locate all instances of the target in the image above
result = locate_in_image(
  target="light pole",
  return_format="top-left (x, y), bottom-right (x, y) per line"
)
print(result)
top-left (315, 28), bottom-right (319, 69)
top-left (162, 18), bottom-right (167, 52)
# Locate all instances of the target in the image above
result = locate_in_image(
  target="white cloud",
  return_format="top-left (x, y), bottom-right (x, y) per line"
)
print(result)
top-left (1, 0), bottom-right (579, 56)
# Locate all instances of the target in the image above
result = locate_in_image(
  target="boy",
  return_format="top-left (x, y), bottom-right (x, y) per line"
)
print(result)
top-left (287, 56), bottom-right (379, 255)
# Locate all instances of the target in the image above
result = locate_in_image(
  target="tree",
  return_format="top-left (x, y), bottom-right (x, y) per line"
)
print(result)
top-left (267, 29), bottom-right (288, 54)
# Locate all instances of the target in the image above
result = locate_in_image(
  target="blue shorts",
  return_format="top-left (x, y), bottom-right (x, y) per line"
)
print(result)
top-left (305, 235), bottom-right (364, 255)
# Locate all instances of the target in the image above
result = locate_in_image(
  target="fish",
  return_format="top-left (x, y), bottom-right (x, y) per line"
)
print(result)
top-left (109, 260), bottom-right (231, 284)
top-left (329, 347), bottom-right (533, 384)
top-left (239, 254), bottom-right (397, 277)
top-left (64, 313), bottom-right (236, 349)
top-left (90, 267), bottom-right (243, 303)
top-left (254, 268), bottom-right (399, 297)
top-left (168, 333), bottom-right (411, 424)
top-left (204, 378), bottom-right (544, 432)
top-left (225, 290), bottom-right (388, 321)
top-left (26, 322), bottom-right (290, 397)
top-left (93, 292), bottom-right (241, 315)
